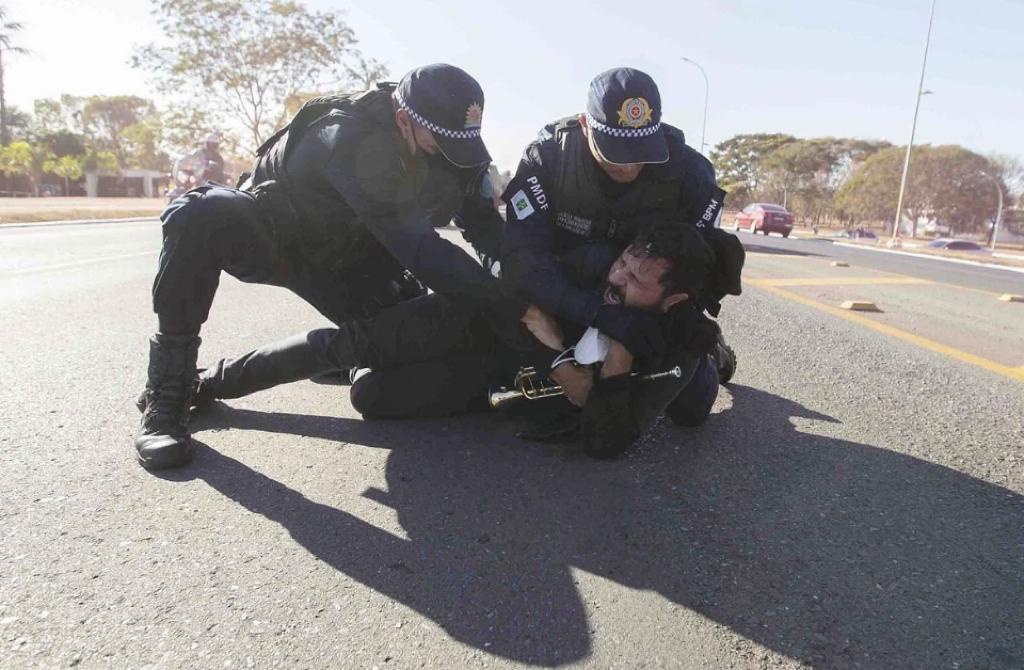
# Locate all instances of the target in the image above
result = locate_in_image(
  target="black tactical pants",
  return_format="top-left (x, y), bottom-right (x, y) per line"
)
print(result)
top-left (200, 293), bottom-right (499, 402)
top-left (153, 185), bottom-right (408, 336)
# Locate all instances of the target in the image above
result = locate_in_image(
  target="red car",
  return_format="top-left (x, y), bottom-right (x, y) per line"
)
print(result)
top-left (733, 203), bottom-right (795, 237)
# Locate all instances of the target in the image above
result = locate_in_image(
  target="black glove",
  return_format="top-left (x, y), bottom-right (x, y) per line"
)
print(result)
top-left (581, 375), bottom-right (639, 459)
top-left (592, 303), bottom-right (666, 362)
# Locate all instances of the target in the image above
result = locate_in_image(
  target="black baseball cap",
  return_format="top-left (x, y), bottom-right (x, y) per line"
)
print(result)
top-left (585, 67), bottom-right (668, 165)
top-left (394, 63), bottom-right (491, 168)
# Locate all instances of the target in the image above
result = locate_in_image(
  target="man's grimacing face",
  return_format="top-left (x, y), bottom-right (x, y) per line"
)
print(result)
top-left (603, 248), bottom-right (687, 313)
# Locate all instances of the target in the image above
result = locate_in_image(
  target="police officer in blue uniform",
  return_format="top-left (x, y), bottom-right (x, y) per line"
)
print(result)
top-left (134, 63), bottom-right (526, 470)
top-left (498, 67), bottom-right (743, 442)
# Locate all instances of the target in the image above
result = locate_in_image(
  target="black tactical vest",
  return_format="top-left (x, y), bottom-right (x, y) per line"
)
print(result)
top-left (250, 84), bottom-right (394, 195)
top-left (549, 117), bottom-right (682, 252)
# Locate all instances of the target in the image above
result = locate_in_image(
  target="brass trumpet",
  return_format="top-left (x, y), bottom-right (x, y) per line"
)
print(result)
top-left (488, 365), bottom-right (683, 408)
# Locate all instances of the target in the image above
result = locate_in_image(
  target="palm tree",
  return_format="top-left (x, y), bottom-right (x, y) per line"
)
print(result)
top-left (0, 6), bottom-right (28, 145)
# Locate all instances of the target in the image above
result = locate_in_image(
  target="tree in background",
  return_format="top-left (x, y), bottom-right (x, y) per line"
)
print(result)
top-left (43, 154), bottom-right (83, 195)
top-left (836, 147), bottom-right (915, 228)
top-left (82, 149), bottom-right (118, 174)
top-left (161, 104), bottom-right (221, 158)
top-left (344, 54), bottom-right (389, 90)
top-left (133, 0), bottom-right (387, 150)
top-left (0, 4), bottom-right (27, 146)
top-left (80, 95), bottom-right (166, 170)
top-left (0, 139), bottom-right (52, 194)
top-left (990, 154), bottom-right (1023, 202)
top-left (759, 139), bottom-right (838, 217)
top-left (710, 133), bottom-right (796, 205)
top-left (120, 115), bottom-right (169, 172)
top-left (0, 138), bottom-right (31, 182)
top-left (990, 155), bottom-right (1023, 236)
top-left (31, 96), bottom-right (88, 139)
top-left (916, 146), bottom-right (1003, 238)
top-left (38, 130), bottom-right (86, 158)
top-left (836, 144), bottom-right (1005, 236)
top-left (757, 138), bottom-right (892, 225)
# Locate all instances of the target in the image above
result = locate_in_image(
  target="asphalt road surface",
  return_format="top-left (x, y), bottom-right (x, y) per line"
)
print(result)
top-left (2, 219), bottom-right (1022, 669)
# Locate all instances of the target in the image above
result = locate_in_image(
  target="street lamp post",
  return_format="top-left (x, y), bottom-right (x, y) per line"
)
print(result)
top-left (680, 57), bottom-right (709, 155)
top-left (980, 172), bottom-right (1004, 250)
top-left (890, 0), bottom-right (938, 248)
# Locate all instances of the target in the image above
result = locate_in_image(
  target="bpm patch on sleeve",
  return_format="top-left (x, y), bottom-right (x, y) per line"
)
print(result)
top-left (509, 190), bottom-right (535, 220)
top-left (697, 186), bottom-right (727, 229)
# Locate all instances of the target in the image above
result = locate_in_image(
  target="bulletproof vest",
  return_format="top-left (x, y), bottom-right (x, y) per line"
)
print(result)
top-left (250, 84), bottom-right (393, 194)
top-left (551, 117), bottom-right (681, 250)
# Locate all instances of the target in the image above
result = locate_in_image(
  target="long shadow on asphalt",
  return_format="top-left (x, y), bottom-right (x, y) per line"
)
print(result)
top-left (166, 385), bottom-right (1024, 668)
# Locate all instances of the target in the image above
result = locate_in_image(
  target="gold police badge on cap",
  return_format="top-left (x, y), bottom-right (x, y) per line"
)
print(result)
top-left (617, 97), bottom-right (653, 128)
top-left (465, 102), bottom-right (483, 129)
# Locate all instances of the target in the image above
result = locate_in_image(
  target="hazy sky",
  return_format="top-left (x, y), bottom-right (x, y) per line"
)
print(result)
top-left (5, 0), bottom-right (1023, 170)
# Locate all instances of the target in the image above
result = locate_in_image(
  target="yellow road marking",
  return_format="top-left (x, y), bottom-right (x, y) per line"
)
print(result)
top-left (744, 252), bottom-right (1012, 298)
top-left (752, 283), bottom-right (1024, 384)
top-left (748, 277), bottom-right (933, 288)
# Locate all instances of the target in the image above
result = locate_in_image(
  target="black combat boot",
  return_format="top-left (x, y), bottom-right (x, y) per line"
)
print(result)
top-left (713, 331), bottom-right (737, 385)
top-left (134, 333), bottom-right (201, 470)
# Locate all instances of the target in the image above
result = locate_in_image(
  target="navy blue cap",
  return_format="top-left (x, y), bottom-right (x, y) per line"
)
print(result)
top-left (395, 63), bottom-right (491, 168)
top-left (585, 67), bottom-right (668, 165)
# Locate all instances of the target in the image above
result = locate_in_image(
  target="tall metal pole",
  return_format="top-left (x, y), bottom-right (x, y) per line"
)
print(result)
top-left (890, 0), bottom-right (937, 247)
top-left (681, 57), bottom-right (709, 155)
top-left (980, 173), bottom-right (1004, 249)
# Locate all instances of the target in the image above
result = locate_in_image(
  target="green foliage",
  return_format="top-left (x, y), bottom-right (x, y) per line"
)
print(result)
top-left (82, 150), bottom-right (119, 173)
top-left (835, 144), bottom-right (1005, 234)
top-left (121, 116), bottom-right (170, 171)
top-left (1002, 207), bottom-right (1024, 236)
top-left (31, 98), bottom-right (66, 137)
top-left (989, 154), bottom-right (1023, 200)
top-left (132, 0), bottom-right (386, 149)
top-left (44, 153), bottom-right (83, 193)
top-left (710, 133), bottom-right (796, 205)
top-left (80, 95), bottom-right (166, 170)
top-left (0, 139), bottom-right (54, 193)
top-left (44, 153), bottom-right (82, 179)
top-left (160, 104), bottom-right (225, 158)
top-left (2, 103), bottom-right (30, 140)
top-left (835, 146), bottom-right (905, 224)
top-left (0, 139), bottom-right (33, 176)
top-left (711, 134), bottom-right (892, 224)
top-left (40, 131), bottom-right (86, 157)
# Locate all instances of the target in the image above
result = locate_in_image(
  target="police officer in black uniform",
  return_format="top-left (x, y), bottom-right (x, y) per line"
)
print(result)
top-left (498, 67), bottom-right (743, 441)
top-left (134, 63), bottom-right (526, 470)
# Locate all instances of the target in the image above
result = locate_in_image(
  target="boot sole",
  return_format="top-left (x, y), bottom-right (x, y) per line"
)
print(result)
top-left (133, 436), bottom-right (194, 470)
top-left (135, 445), bottom-right (194, 470)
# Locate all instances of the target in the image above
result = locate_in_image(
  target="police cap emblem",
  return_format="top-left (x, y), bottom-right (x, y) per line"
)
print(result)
top-left (617, 97), bottom-right (653, 128)
top-left (464, 102), bottom-right (483, 129)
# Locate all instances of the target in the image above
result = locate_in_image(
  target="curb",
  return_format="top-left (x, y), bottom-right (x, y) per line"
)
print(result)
top-left (832, 242), bottom-right (1024, 276)
top-left (0, 216), bottom-right (159, 229)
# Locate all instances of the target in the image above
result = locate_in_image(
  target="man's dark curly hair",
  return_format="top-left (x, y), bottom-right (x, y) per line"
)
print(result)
top-left (626, 222), bottom-right (717, 304)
